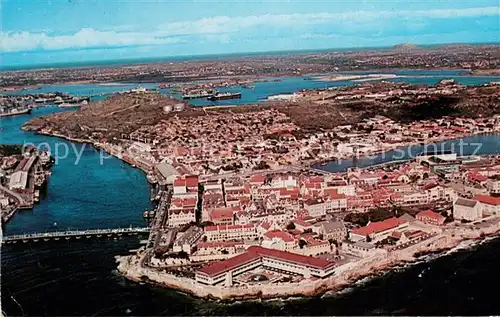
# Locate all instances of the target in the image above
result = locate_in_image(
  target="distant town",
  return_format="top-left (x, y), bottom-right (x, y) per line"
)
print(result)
top-left (1, 44), bottom-right (499, 88)
top-left (2, 43), bottom-right (500, 301)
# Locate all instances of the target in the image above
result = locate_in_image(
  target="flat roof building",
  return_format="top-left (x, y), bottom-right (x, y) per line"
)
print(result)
top-left (9, 171), bottom-right (28, 190)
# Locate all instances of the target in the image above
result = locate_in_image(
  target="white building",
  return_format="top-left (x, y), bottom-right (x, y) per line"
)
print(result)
top-left (342, 241), bottom-right (385, 257)
top-left (453, 198), bottom-right (482, 221)
top-left (172, 226), bottom-right (203, 254)
top-left (9, 171), bottom-right (28, 190)
top-left (195, 246), bottom-right (336, 286)
top-left (475, 195), bottom-right (500, 215)
top-left (204, 224), bottom-right (257, 242)
top-left (487, 176), bottom-right (500, 195)
top-left (304, 197), bottom-right (326, 217)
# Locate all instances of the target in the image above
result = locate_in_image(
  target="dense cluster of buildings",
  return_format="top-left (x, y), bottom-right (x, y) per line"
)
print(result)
top-left (3, 44), bottom-right (498, 88)
top-left (116, 102), bottom-right (500, 180)
top-left (0, 146), bottom-right (53, 222)
top-left (148, 148), bottom-right (500, 287)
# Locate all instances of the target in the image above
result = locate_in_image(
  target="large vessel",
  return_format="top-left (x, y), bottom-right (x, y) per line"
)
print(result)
top-left (182, 89), bottom-right (215, 99)
top-left (207, 92), bottom-right (242, 101)
top-left (0, 108), bottom-right (31, 117)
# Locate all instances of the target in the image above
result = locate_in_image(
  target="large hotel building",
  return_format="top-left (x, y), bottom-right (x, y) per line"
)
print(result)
top-left (195, 246), bottom-right (336, 286)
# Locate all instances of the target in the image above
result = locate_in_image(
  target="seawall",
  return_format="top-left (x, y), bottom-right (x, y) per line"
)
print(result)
top-left (117, 221), bottom-right (500, 300)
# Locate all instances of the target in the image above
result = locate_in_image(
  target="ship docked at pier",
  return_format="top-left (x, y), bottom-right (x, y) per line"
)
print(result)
top-left (182, 89), bottom-right (216, 99)
top-left (207, 92), bottom-right (242, 101)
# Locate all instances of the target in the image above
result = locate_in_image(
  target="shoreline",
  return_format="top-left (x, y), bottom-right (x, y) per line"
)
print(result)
top-left (20, 129), bottom-right (151, 174)
top-left (116, 221), bottom-right (500, 300)
top-left (307, 131), bottom-right (500, 172)
top-left (18, 117), bottom-right (500, 182)
top-left (2, 67), bottom-right (499, 90)
top-left (13, 111), bottom-right (500, 302)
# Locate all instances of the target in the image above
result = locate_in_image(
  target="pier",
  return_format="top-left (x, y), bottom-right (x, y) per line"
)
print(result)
top-left (1, 227), bottom-right (150, 244)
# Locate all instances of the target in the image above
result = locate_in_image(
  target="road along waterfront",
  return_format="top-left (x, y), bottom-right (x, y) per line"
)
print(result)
top-left (2, 75), bottom-right (500, 315)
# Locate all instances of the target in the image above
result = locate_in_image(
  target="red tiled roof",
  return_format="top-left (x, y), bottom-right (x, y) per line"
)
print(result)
top-left (171, 197), bottom-right (197, 208)
top-left (169, 208), bottom-right (195, 215)
top-left (260, 222), bottom-right (271, 230)
top-left (197, 250), bottom-right (261, 276)
top-left (173, 178), bottom-right (186, 187)
top-left (249, 246), bottom-right (334, 270)
top-left (352, 217), bottom-right (407, 236)
top-left (289, 229), bottom-right (303, 236)
top-left (307, 176), bottom-right (324, 183)
top-left (209, 207), bottom-right (237, 220)
top-left (264, 230), bottom-right (295, 243)
top-left (293, 218), bottom-right (313, 228)
top-left (304, 197), bottom-right (324, 206)
top-left (468, 173), bottom-right (489, 183)
top-left (185, 175), bottom-right (199, 188)
top-left (249, 174), bottom-right (266, 184)
top-left (305, 182), bottom-right (323, 189)
top-left (423, 183), bottom-right (439, 190)
top-left (197, 246), bottom-right (335, 277)
top-left (279, 187), bottom-right (300, 197)
top-left (324, 188), bottom-right (346, 200)
top-left (416, 209), bottom-right (446, 222)
top-left (475, 195), bottom-right (500, 206)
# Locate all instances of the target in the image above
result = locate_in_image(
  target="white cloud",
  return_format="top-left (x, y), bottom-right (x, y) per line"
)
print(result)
top-left (1, 6), bottom-right (498, 53)
top-left (0, 28), bottom-right (184, 52)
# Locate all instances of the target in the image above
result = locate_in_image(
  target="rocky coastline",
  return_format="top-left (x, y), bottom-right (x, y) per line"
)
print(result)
top-left (116, 220), bottom-right (500, 301)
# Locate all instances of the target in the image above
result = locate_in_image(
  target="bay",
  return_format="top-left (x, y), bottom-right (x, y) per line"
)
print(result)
top-left (1, 71), bottom-right (500, 315)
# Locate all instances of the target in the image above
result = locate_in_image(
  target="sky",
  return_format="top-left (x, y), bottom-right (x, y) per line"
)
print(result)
top-left (1, 0), bottom-right (499, 68)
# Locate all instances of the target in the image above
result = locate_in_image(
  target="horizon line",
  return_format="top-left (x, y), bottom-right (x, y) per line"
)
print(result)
top-left (2, 41), bottom-right (499, 72)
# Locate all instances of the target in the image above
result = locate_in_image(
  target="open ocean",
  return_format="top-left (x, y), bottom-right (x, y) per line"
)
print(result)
top-left (2, 237), bottom-right (499, 315)
top-left (1, 73), bottom-right (500, 315)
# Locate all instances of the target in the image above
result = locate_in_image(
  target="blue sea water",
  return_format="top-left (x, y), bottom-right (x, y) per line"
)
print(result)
top-left (317, 134), bottom-right (500, 172)
top-left (0, 107), bottom-right (152, 234)
top-left (7, 83), bottom-right (159, 102)
top-left (7, 71), bottom-right (498, 107)
top-left (1, 73), bottom-right (500, 315)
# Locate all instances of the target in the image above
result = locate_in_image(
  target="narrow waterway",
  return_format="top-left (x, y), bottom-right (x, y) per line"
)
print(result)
top-left (8, 71), bottom-right (500, 107)
top-left (316, 134), bottom-right (500, 172)
top-left (1, 73), bottom-right (500, 315)
top-left (1, 107), bottom-right (152, 235)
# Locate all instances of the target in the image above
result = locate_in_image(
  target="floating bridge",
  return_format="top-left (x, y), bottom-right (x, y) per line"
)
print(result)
top-left (1, 227), bottom-right (150, 244)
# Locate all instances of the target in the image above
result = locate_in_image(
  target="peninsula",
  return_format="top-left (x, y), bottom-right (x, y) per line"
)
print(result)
top-left (19, 77), bottom-right (500, 300)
